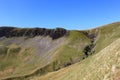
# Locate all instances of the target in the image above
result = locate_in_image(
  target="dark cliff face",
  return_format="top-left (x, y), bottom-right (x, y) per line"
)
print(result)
top-left (0, 27), bottom-right (67, 39)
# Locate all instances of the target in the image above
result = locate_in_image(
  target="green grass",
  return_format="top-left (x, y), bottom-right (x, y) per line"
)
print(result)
top-left (0, 22), bottom-right (120, 80)
top-left (0, 46), bottom-right (8, 56)
top-left (31, 38), bottom-right (120, 80)
top-left (94, 22), bottom-right (120, 53)
top-left (55, 31), bottom-right (90, 61)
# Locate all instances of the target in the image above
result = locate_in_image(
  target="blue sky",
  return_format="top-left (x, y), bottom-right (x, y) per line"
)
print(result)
top-left (0, 0), bottom-right (120, 30)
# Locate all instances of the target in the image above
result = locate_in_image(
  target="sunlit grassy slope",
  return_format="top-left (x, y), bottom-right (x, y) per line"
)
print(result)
top-left (30, 22), bottom-right (120, 80)
top-left (0, 30), bottom-right (90, 79)
top-left (0, 22), bottom-right (120, 80)
top-left (31, 38), bottom-right (120, 80)
top-left (94, 22), bottom-right (120, 53)
top-left (0, 37), bottom-right (66, 79)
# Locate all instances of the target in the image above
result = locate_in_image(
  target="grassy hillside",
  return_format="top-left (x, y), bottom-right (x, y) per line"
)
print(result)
top-left (94, 22), bottom-right (120, 53)
top-left (0, 31), bottom-right (90, 80)
top-left (0, 36), bottom-right (66, 79)
top-left (31, 38), bottom-right (120, 80)
top-left (0, 22), bottom-right (120, 80)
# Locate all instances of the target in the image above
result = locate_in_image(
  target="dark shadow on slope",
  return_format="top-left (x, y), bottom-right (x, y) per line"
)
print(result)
top-left (0, 27), bottom-right (67, 40)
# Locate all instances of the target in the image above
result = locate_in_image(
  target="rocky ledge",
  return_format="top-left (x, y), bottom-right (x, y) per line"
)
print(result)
top-left (0, 27), bottom-right (67, 39)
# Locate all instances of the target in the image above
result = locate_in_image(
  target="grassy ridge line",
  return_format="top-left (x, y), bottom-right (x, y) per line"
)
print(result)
top-left (32, 38), bottom-right (120, 80)
top-left (93, 22), bottom-right (120, 53)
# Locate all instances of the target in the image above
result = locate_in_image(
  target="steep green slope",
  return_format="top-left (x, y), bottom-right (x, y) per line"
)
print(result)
top-left (80, 22), bottom-right (120, 53)
top-left (94, 22), bottom-right (120, 53)
top-left (0, 30), bottom-right (90, 80)
top-left (0, 36), bottom-right (66, 79)
top-left (51, 31), bottom-right (90, 68)
top-left (0, 22), bottom-right (120, 80)
top-left (29, 22), bottom-right (120, 80)
top-left (32, 38), bottom-right (120, 80)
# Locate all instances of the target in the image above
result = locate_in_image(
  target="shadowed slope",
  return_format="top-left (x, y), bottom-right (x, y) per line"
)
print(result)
top-left (0, 27), bottom-right (67, 39)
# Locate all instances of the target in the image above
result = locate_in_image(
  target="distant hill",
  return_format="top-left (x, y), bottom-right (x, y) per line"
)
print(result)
top-left (0, 22), bottom-right (120, 80)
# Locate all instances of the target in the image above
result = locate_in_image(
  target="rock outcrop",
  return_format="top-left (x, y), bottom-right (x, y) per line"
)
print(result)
top-left (0, 27), bottom-right (67, 39)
